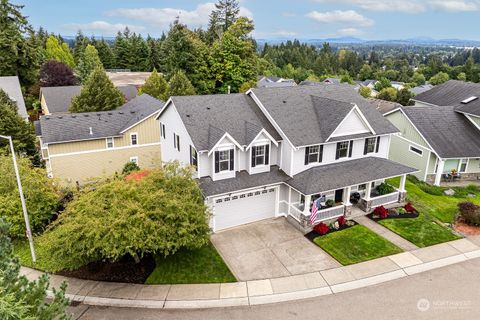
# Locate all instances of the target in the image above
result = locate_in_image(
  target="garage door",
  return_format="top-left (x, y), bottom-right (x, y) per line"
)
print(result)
top-left (213, 188), bottom-right (276, 231)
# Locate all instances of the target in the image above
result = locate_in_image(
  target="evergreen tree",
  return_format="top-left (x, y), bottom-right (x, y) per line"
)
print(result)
top-left (73, 30), bottom-right (89, 63)
top-left (39, 60), bottom-right (76, 87)
top-left (45, 36), bottom-right (75, 68)
top-left (396, 88), bottom-right (414, 106)
top-left (209, 0), bottom-right (240, 34)
top-left (0, 0), bottom-right (40, 86)
top-left (113, 28), bottom-right (131, 70)
top-left (0, 219), bottom-right (69, 320)
top-left (129, 33), bottom-right (150, 71)
top-left (70, 67), bottom-right (124, 112)
top-left (167, 70), bottom-right (196, 96)
top-left (141, 69), bottom-right (168, 100)
top-left (147, 35), bottom-right (162, 71)
top-left (91, 38), bottom-right (115, 69)
top-left (76, 44), bottom-right (103, 83)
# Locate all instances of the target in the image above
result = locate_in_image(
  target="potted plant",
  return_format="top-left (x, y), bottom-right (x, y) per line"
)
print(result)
top-left (325, 199), bottom-right (334, 208)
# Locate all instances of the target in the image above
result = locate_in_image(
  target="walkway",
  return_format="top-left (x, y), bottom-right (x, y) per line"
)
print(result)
top-left (354, 215), bottom-right (419, 251)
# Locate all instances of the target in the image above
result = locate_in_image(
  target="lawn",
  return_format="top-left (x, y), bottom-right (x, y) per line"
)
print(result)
top-left (313, 225), bottom-right (403, 265)
top-left (378, 214), bottom-right (461, 247)
top-left (145, 242), bottom-right (236, 284)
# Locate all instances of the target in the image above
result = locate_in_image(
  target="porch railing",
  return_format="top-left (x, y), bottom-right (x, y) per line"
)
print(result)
top-left (370, 191), bottom-right (399, 207)
top-left (313, 205), bottom-right (345, 224)
top-left (289, 204), bottom-right (303, 222)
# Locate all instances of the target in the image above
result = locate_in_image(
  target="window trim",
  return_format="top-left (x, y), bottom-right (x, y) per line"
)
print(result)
top-left (409, 145), bottom-right (423, 156)
top-left (160, 122), bottom-right (166, 139)
top-left (364, 137), bottom-right (377, 154)
top-left (218, 149), bottom-right (231, 172)
top-left (130, 132), bottom-right (138, 146)
top-left (336, 141), bottom-right (350, 159)
top-left (459, 158), bottom-right (468, 173)
top-left (173, 133), bottom-right (180, 151)
top-left (106, 137), bottom-right (114, 149)
top-left (190, 145), bottom-right (198, 168)
top-left (129, 156), bottom-right (138, 164)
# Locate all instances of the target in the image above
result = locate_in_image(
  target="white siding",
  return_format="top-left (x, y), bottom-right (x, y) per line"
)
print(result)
top-left (330, 108), bottom-right (371, 138)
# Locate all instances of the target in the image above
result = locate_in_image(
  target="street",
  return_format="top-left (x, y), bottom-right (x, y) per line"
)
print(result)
top-left (70, 257), bottom-right (480, 320)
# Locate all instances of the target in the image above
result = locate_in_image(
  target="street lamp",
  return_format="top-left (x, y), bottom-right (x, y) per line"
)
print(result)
top-left (0, 135), bottom-right (36, 263)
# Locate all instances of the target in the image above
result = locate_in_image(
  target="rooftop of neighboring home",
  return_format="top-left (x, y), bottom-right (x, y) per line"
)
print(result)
top-left (367, 98), bottom-right (403, 115)
top-left (106, 71), bottom-right (151, 87)
top-left (0, 76), bottom-right (28, 119)
top-left (322, 77), bottom-right (341, 84)
top-left (40, 85), bottom-right (138, 114)
top-left (257, 76), bottom-right (297, 88)
top-left (36, 94), bottom-right (163, 145)
top-left (409, 84), bottom-right (434, 95)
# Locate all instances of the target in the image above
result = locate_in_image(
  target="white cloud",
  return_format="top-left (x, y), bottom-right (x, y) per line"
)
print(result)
top-left (306, 10), bottom-right (374, 27)
top-left (428, 0), bottom-right (478, 12)
top-left (271, 30), bottom-right (298, 37)
top-left (107, 3), bottom-right (253, 29)
top-left (337, 27), bottom-right (363, 36)
top-left (64, 21), bottom-right (145, 35)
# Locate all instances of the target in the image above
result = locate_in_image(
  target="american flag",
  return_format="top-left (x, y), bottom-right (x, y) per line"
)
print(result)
top-left (310, 199), bottom-right (319, 225)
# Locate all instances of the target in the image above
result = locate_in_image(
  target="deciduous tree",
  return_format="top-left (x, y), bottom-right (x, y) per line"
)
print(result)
top-left (39, 60), bottom-right (76, 87)
top-left (167, 70), bottom-right (196, 96)
top-left (429, 71), bottom-right (450, 85)
top-left (75, 44), bottom-right (103, 83)
top-left (141, 69), bottom-right (168, 101)
top-left (45, 36), bottom-right (75, 68)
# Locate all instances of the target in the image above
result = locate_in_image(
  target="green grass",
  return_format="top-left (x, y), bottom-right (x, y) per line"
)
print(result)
top-left (378, 214), bottom-right (461, 247)
top-left (145, 242), bottom-right (236, 284)
top-left (313, 225), bottom-right (403, 265)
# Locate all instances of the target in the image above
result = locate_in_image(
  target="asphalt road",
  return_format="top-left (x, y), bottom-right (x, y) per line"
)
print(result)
top-left (70, 258), bottom-right (480, 320)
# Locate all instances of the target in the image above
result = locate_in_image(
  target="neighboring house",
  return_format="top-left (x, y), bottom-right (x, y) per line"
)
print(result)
top-left (39, 85), bottom-right (137, 115)
top-left (0, 76), bottom-right (28, 119)
top-left (157, 85), bottom-right (416, 233)
top-left (106, 71), bottom-right (151, 88)
top-left (368, 98), bottom-right (403, 115)
top-left (323, 78), bottom-right (341, 84)
top-left (409, 84), bottom-right (434, 96)
top-left (359, 79), bottom-right (378, 89)
top-left (391, 81), bottom-right (405, 90)
top-left (35, 94), bottom-right (163, 185)
top-left (257, 76), bottom-right (297, 88)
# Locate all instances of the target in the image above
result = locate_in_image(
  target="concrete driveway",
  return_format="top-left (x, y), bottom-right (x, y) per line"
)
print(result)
top-left (211, 218), bottom-right (341, 281)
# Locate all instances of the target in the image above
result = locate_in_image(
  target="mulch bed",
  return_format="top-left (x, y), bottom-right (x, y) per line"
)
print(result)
top-left (305, 221), bottom-right (358, 242)
top-left (367, 211), bottom-right (419, 222)
top-left (57, 254), bottom-right (155, 284)
top-left (454, 221), bottom-right (480, 236)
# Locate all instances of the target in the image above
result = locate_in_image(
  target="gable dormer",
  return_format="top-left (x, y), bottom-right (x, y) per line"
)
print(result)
top-left (327, 105), bottom-right (375, 140)
top-left (244, 125), bottom-right (279, 175)
top-left (208, 127), bottom-right (243, 181)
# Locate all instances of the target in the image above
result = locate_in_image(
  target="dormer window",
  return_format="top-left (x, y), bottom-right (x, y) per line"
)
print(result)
top-left (215, 149), bottom-right (234, 173)
top-left (363, 137), bottom-right (380, 154)
top-left (251, 144), bottom-right (269, 167)
top-left (336, 141), bottom-right (353, 159)
top-left (305, 145), bottom-right (323, 165)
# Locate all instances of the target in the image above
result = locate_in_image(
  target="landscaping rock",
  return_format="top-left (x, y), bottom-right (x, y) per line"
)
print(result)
top-left (444, 189), bottom-right (455, 196)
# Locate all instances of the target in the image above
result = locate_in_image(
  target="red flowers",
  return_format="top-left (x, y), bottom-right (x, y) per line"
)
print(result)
top-left (374, 205), bottom-right (388, 219)
top-left (404, 202), bottom-right (416, 213)
top-left (337, 215), bottom-right (347, 226)
top-left (314, 222), bottom-right (330, 235)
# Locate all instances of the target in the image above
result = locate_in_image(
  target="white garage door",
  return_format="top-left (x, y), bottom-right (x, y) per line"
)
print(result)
top-left (213, 188), bottom-right (277, 231)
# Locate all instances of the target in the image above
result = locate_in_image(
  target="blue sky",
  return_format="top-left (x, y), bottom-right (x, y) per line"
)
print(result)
top-left (15, 0), bottom-right (480, 40)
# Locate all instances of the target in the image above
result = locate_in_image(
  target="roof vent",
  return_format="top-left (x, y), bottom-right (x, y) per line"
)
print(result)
top-left (461, 96), bottom-right (478, 104)
top-left (58, 116), bottom-right (62, 119)
top-left (71, 115), bottom-right (76, 118)
top-left (186, 114), bottom-right (190, 118)
top-left (83, 114), bottom-right (89, 117)
top-left (206, 107), bottom-right (211, 110)
top-left (89, 127), bottom-right (93, 135)
top-left (283, 100), bottom-right (287, 103)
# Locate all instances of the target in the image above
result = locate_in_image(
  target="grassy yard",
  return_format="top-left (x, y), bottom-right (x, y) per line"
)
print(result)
top-left (313, 225), bottom-right (403, 265)
top-left (145, 242), bottom-right (236, 284)
top-left (378, 215), bottom-right (461, 247)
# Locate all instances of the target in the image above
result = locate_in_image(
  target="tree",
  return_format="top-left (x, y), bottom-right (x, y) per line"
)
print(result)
top-left (457, 72), bottom-right (467, 81)
top-left (374, 77), bottom-right (392, 92)
top-left (429, 72), bottom-right (450, 85)
top-left (91, 38), bottom-right (115, 69)
top-left (45, 36), bottom-right (75, 68)
top-left (167, 70), bottom-right (196, 96)
top-left (239, 80), bottom-right (256, 93)
top-left (358, 64), bottom-right (373, 81)
top-left (208, 0), bottom-right (240, 34)
top-left (377, 87), bottom-right (397, 102)
top-left (340, 73), bottom-right (353, 84)
top-left (0, 154), bottom-right (60, 238)
top-left (141, 69), bottom-right (168, 101)
top-left (73, 30), bottom-right (89, 63)
top-left (0, 90), bottom-right (37, 158)
top-left (39, 60), bottom-right (76, 87)
top-left (75, 44), bottom-right (103, 83)
top-left (396, 88), bottom-right (414, 106)
top-left (411, 72), bottom-right (426, 86)
top-left (0, 0), bottom-right (40, 86)
top-left (359, 86), bottom-right (372, 98)
top-left (69, 67), bottom-right (124, 113)
top-left (0, 219), bottom-right (69, 319)
top-left (39, 163), bottom-right (210, 270)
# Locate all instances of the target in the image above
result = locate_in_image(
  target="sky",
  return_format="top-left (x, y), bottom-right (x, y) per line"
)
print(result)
top-left (14, 0), bottom-right (480, 40)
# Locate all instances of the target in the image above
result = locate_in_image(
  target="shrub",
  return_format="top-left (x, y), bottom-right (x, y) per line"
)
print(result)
top-left (398, 207), bottom-right (406, 215)
top-left (376, 183), bottom-right (395, 195)
top-left (373, 206), bottom-right (388, 219)
top-left (337, 216), bottom-right (347, 226)
top-left (122, 161), bottom-right (140, 175)
top-left (404, 202), bottom-right (417, 213)
top-left (325, 199), bottom-right (334, 207)
top-left (458, 202), bottom-right (480, 226)
top-left (314, 222), bottom-right (330, 235)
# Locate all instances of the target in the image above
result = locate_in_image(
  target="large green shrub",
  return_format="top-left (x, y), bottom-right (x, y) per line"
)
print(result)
top-left (458, 202), bottom-right (480, 226)
top-left (0, 155), bottom-right (61, 238)
top-left (376, 183), bottom-right (395, 195)
top-left (40, 163), bottom-right (211, 271)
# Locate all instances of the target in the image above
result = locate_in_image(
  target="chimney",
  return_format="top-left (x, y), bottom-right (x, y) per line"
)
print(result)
top-left (89, 127), bottom-right (93, 135)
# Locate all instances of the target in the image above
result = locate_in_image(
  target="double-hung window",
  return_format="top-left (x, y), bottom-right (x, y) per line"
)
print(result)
top-left (251, 144), bottom-right (270, 167)
top-left (160, 123), bottom-right (166, 139)
top-left (130, 133), bottom-right (138, 146)
top-left (336, 141), bottom-right (352, 159)
top-left (459, 159), bottom-right (468, 173)
top-left (215, 149), bottom-right (234, 173)
top-left (364, 137), bottom-right (377, 154)
top-left (173, 133), bottom-right (180, 151)
top-left (305, 145), bottom-right (323, 165)
top-left (106, 137), bottom-right (114, 149)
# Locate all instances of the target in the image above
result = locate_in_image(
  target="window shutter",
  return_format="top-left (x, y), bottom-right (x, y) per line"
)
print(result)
top-left (177, 136), bottom-right (180, 151)
top-left (319, 145), bottom-right (323, 163)
top-left (251, 146), bottom-right (256, 168)
top-left (364, 139), bottom-right (369, 155)
top-left (229, 149), bottom-right (234, 170)
top-left (173, 133), bottom-right (176, 149)
top-left (335, 143), bottom-right (341, 160)
top-left (305, 146), bottom-right (310, 164)
top-left (214, 151), bottom-right (220, 173)
top-left (348, 140), bottom-right (353, 157)
top-left (375, 137), bottom-right (381, 153)
top-left (189, 146), bottom-right (192, 165)
top-left (265, 144), bottom-right (270, 165)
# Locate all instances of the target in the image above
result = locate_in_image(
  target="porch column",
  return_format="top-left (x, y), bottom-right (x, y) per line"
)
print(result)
top-left (287, 187), bottom-right (292, 215)
top-left (303, 195), bottom-right (312, 216)
top-left (364, 182), bottom-right (372, 201)
top-left (343, 186), bottom-right (352, 205)
top-left (399, 174), bottom-right (407, 192)
top-left (434, 159), bottom-right (445, 186)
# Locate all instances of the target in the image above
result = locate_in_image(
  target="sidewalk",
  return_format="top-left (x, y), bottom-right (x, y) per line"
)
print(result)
top-left (20, 238), bottom-right (480, 309)
top-left (354, 215), bottom-right (419, 251)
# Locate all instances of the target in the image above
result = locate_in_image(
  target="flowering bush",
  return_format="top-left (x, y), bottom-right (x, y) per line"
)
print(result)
top-left (404, 202), bottom-right (417, 213)
top-left (337, 216), bottom-right (347, 226)
top-left (373, 206), bottom-right (388, 219)
top-left (314, 222), bottom-right (330, 235)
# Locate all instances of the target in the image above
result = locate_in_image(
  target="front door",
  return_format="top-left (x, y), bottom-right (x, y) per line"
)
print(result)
top-left (334, 189), bottom-right (344, 203)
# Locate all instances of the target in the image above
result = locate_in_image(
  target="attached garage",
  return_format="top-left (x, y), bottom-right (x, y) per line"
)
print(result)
top-left (212, 187), bottom-right (277, 232)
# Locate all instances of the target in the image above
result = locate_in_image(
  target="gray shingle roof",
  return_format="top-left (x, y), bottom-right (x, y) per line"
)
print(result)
top-left (409, 84), bottom-right (434, 95)
top-left (287, 157), bottom-right (417, 195)
top-left (401, 105), bottom-right (480, 158)
top-left (40, 85), bottom-right (138, 114)
top-left (169, 93), bottom-right (282, 151)
top-left (367, 98), bottom-right (402, 114)
top-left (251, 85), bottom-right (399, 147)
top-left (413, 80), bottom-right (480, 110)
top-left (37, 94), bottom-right (163, 144)
top-left (0, 76), bottom-right (28, 119)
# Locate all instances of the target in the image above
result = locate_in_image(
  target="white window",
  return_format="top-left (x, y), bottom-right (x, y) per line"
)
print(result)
top-left (336, 141), bottom-right (349, 159)
top-left (130, 156), bottom-right (138, 164)
top-left (254, 145), bottom-right (266, 165)
top-left (130, 133), bottom-right (138, 146)
top-left (365, 137), bottom-right (377, 154)
top-left (190, 145), bottom-right (197, 167)
top-left (106, 137), bottom-right (114, 149)
top-left (160, 123), bottom-right (166, 138)
top-left (358, 183), bottom-right (367, 191)
top-left (308, 145), bottom-right (322, 163)
top-left (459, 159), bottom-right (468, 173)
top-left (173, 133), bottom-right (180, 151)
top-left (219, 150), bottom-right (230, 172)
top-left (409, 145), bottom-right (423, 156)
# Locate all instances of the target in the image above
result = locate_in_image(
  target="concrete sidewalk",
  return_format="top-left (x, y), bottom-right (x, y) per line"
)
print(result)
top-left (20, 238), bottom-right (480, 309)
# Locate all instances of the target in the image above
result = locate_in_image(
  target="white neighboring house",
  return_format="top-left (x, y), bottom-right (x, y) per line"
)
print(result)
top-left (157, 85), bottom-right (416, 233)
top-left (0, 76), bottom-right (28, 120)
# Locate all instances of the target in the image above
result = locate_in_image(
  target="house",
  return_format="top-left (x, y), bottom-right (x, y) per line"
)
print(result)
top-left (157, 85), bottom-right (416, 233)
top-left (391, 81), bottom-right (405, 90)
top-left (409, 84), bottom-right (434, 96)
top-left (0, 76), bottom-right (28, 119)
top-left (359, 79), bottom-right (377, 89)
top-left (257, 76), bottom-right (297, 88)
top-left (106, 71), bottom-right (152, 88)
top-left (39, 85), bottom-right (138, 115)
top-left (386, 80), bottom-right (480, 185)
top-left (35, 94), bottom-right (163, 185)
top-left (323, 78), bottom-right (341, 85)
top-left (368, 98), bottom-right (403, 115)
